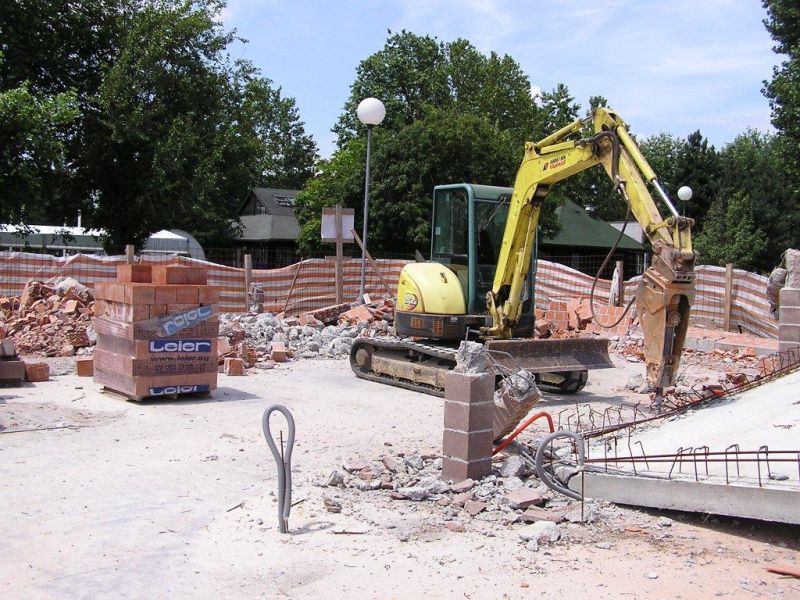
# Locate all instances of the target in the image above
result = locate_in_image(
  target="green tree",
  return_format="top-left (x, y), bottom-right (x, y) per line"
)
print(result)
top-left (717, 130), bottom-right (797, 269)
top-left (694, 192), bottom-right (767, 269)
top-left (537, 83), bottom-right (580, 134)
top-left (0, 54), bottom-right (79, 225)
top-left (297, 109), bottom-right (534, 255)
top-left (673, 130), bottom-right (721, 229)
top-left (762, 0), bottom-right (800, 183)
top-left (1, 0), bottom-right (317, 246)
top-left (299, 32), bottom-right (572, 256)
top-left (333, 31), bottom-right (545, 147)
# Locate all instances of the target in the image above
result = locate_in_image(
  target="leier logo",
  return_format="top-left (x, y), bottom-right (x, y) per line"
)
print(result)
top-left (149, 384), bottom-right (210, 395)
top-left (158, 305), bottom-right (214, 337)
top-left (149, 339), bottom-right (212, 353)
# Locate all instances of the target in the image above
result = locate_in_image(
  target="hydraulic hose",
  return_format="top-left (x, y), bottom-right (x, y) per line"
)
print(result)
top-left (534, 430), bottom-right (584, 501)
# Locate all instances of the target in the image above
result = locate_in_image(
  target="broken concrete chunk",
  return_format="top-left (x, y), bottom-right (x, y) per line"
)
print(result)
top-left (451, 491), bottom-right (473, 508)
top-left (326, 469), bottom-right (348, 487)
top-left (453, 340), bottom-right (489, 373)
top-left (381, 455), bottom-right (404, 473)
top-left (397, 476), bottom-right (449, 501)
top-left (563, 501), bottom-right (599, 523)
top-left (626, 373), bottom-right (645, 390)
top-left (519, 507), bottom-right (566, 524)
top-left (498, 455), bottom-right (527, 478)
top-left (323, 496), bottom-right (342, 513)
top-left (403, 454), bottom-right (424, 471)
top-left (517, 521), bottom-right (561, 544)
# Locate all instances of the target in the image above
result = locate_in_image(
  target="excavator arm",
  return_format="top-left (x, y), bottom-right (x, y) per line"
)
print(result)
top-left (484, 108), bottom-right (696, 398)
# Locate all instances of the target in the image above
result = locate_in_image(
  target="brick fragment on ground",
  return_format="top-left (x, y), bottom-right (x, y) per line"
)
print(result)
top-left (504, 488), bottom-right (544, 510)
top-left (223, 357), bottom-right (245, 376)
top-left (76, 357), bottom-right (94, 377)
top-left (24, 361), bottom-right (50, 382)
top-left (464, 499), bottom-right (487, 516)
top-left (270, 341), bottom-right (288, 362)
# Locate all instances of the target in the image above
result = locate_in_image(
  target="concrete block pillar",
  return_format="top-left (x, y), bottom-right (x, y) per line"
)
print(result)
top-left (778, 287), bottom-right (800, 354)
top-left (441, 371), bottom-right (494, 483)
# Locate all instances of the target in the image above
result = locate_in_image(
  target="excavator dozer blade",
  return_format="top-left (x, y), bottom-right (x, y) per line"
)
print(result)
top-left (484, 337), bottom-right (613, 373)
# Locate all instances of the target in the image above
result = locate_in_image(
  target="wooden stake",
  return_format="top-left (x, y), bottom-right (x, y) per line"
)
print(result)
top-left (351, 228), bottom-right (391, 296)
top-left (282, 261), bottom-right (303, 314)
top-left (244, 253), bottom-right (253, 313)
top-left (615, 260), bottom-right (624, 307)
top-left (335, 205), bottom-right (344, 304)
top-left (723, 263), bottom-right (733, 331)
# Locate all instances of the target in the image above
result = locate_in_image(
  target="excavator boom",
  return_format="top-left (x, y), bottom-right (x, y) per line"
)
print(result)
top-left (484, 108), bottom-right (696, 397)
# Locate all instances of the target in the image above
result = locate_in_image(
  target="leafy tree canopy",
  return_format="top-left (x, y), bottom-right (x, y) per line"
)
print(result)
top-left (299, 31), bottom-right (578, 256)
top-left (0, 53), bottom-right (80, 225)
top-left (694, 191), bottom-right (767, 270)
top-left (762, 0), bottom-right (800, 182)
top-left (0, 0), bottom-right (317, 247)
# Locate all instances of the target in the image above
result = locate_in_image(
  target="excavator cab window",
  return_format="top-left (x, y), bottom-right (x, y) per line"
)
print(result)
top-left (432, 189), bottom-right (468, 264)
top-left (475, 199), bottom-right (508, 300)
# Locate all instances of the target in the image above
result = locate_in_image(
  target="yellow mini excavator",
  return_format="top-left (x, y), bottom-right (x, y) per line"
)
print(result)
top-left (350, 108), bottom-right (696, 403)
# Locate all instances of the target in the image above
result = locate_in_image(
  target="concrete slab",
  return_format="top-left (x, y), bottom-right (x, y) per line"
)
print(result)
top-left (577, 367), bottom-right (800, 523)
top-left (570, 472), bottom-right (800, 524)
top-left (685, 326), bottom-right (778, 357)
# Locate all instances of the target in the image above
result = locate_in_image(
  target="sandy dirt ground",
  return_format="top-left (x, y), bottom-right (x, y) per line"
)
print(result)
top-left (1, 356), bottom-right (799, 599)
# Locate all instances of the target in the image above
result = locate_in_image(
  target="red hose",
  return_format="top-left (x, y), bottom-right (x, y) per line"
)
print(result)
top-left (492, 411), bottom-right (555, 456)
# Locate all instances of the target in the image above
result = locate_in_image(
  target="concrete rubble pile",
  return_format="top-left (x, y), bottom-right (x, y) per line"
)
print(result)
top-left (217, 298), bottom-right (395, 366)
top-left (0, 279), bottom-right (96, 357)
top-left (321, 445), bottom-right (601, 551)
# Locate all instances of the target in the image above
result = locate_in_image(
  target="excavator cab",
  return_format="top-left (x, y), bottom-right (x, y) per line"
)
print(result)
top-left (430, 184), bottom-right (536, 337)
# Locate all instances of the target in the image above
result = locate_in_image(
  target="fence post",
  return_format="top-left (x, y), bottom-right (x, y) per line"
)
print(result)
top-left (243, 253), bottom-right (252, 313)
top-left (335, 205), bottom-right (344, 304)
top-left (125, 245), bottom-right (135, 264)
top-left (723, 263), bottom-right (733, 331)
top-left (615, 260), bottom-right (624, 307)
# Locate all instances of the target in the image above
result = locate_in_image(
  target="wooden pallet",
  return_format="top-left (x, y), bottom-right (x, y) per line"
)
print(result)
top-left (101, 386), bottom-right (213, 403)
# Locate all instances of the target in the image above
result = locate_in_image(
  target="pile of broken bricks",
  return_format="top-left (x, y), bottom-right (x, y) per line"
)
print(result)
top-left (0, 279), bottom-right (95, 357)
top-left (534, 298), bottom-right (635, 340)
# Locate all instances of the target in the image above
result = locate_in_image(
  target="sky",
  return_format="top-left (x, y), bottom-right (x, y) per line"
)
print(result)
top-left (221, 0), bottom-right (780, 159)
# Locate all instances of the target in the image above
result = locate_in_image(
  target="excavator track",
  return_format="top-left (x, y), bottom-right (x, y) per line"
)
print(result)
top-left (349, 337), bottom-right (456, 397)
top-left (349, 337), bottom-right (604, 397)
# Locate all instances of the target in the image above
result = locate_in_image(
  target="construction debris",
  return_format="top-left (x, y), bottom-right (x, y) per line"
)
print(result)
top-left (321, 443), bottom-right (597, 546)
top-left (0, 279), bottom-right (95, 357)
top-left (217, 299), bottom-right (396, 367)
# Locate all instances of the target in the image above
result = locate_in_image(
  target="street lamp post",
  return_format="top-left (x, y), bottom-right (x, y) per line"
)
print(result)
top-left (356, 97), bottom-right (385, 304)
top-left (677, 185), bottom-right (693, 217)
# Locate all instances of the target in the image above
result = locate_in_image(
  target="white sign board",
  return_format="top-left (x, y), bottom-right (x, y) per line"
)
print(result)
top-left (321, 206), bottom-right (355, 242)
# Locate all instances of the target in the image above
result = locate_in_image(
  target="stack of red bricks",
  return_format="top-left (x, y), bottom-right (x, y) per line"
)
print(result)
top-left (93, 264), bottom-right (219, 400)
